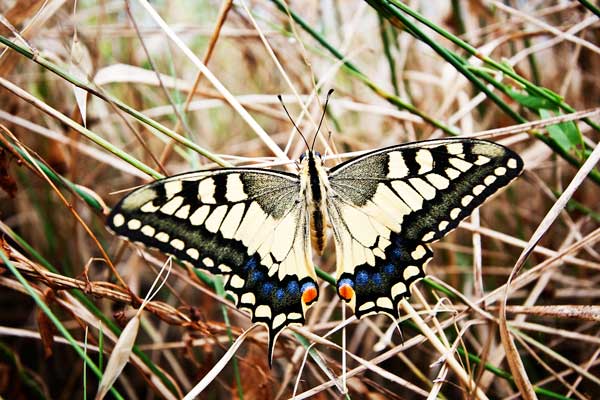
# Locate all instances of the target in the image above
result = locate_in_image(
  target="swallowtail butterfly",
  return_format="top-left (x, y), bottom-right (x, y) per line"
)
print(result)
top-left (108, 130), bottom-right (523, 364)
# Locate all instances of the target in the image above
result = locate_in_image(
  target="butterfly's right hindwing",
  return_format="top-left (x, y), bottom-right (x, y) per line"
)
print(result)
top-left (108, 169), bottom-right (318, 361)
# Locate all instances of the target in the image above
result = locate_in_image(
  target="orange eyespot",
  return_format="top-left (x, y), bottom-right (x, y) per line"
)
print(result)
top-left (301, 286), bottom-right (318, 305)
top-left (338, 284), bottom-right (354, 301)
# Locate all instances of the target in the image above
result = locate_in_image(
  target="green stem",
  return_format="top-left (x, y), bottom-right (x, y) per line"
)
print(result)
top-left (578, 0), bottom-right (600, 19)
top-left (367, 0), bottom-right (526, 124)
top-left (1, 138), bottom-right (105, 212)
top-left (379, 17), bottom-right (400, 96)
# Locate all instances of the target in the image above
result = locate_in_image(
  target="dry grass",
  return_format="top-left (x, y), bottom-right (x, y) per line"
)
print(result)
top-left (1, 1), bottom-right (600, 399)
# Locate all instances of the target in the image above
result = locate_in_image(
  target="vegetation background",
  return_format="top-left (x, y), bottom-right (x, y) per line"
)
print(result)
top-left (1, 0), bottom-right (599, 399)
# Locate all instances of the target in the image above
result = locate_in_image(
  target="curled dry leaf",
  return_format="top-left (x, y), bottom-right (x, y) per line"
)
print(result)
top-left (95, 314), bottom-right (140, 400)
top-left (37, 306), bottom-right (55, 358)
top-left (69, 31), bottom-right (92, 127)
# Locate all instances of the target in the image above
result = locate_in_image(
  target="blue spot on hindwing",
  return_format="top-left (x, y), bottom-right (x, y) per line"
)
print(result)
top-left (261, 282), bottom-right (274, 297)
top-left (390, 246), bottom-right (402, 261)
top-left (243, 257), bottom-right (257, 272)
top-left (301, 281), bottom-right (316, 293)
top-left (383, 263), bottom-right (395, 275)
top-left (337, 278), bottom-right (354, 289)
top-left (250, 270), bottom-right (263, 283)
top-left (356, 270), bottom-right (369, 287)
top-left (372, 273), bottom-right (382, 286)
top-left (287, 281), bottom-right (300, 297)
top-left (275, 288), bottom-right (285, 301)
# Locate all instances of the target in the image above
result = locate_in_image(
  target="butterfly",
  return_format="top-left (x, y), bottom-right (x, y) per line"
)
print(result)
top-left (108, 87), bottom-right (523, 363)
top-left (107, 129), bottom-right (523, 364)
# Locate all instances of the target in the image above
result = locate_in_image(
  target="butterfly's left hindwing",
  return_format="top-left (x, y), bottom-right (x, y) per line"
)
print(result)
top-left (328, 139), bottom-right (523, 317)
top-left (107, 169), bottom-right (319, 363)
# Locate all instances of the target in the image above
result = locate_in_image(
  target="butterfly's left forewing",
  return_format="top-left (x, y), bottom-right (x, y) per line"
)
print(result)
top-left (107, 169), bottom-right (318, 363)
top-left (327, 139), bottom-right (523, 317)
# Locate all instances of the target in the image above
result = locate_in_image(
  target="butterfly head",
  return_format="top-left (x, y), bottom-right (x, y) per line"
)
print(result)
top-left (298, 150), bottom-right (323, 163)
top-left (298, 150), bottom-right (326, 180)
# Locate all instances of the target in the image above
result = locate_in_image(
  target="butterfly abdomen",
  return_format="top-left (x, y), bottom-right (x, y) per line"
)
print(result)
top-left (310, 208), bottom-right (327, 254)
top-left (302, 150), bottom-right (330, 255)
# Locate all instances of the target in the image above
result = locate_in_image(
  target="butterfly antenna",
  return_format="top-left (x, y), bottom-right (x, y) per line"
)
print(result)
top-left (311, 88), bottom-right (334, 151)
top-left (278, 94), bottom-right (310, 150)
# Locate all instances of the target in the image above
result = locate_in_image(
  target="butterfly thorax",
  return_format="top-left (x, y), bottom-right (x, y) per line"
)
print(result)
top-left (300, 150), bottom-right (330, 255)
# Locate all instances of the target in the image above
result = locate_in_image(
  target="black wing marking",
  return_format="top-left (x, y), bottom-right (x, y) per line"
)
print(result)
top-left (327, 138), bottom-right (523, 317)
top-left (107, 168), bottom-right (318, 364)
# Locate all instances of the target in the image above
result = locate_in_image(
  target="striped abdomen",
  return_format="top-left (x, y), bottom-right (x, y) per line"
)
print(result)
top-left (310, 208), bottom-right (327, 255)
top-left (304, 151), bottom-right (329, 255)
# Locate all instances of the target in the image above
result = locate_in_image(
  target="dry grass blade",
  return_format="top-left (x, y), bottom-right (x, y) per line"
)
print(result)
top-left (183, 325), bottom-right (259, 400)
top-left (500, 141), bottom-right (600, 399)
top-left (469, 107), bottom-right (600, 139)
top-left (487, 0), bottom-right (600, 55)
top-left (505, 305), bottom-right (600, 321)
